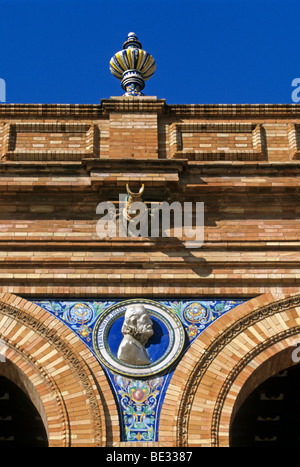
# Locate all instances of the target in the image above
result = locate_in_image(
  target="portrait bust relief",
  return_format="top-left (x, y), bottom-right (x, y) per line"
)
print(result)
top-left (117, 304), bottom-right (154, 366)
top-left (94, 299), bottom-right (185, 377)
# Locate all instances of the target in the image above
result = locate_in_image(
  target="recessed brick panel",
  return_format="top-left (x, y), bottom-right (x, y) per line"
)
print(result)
top-left (288, 123), bottom-right (300, 159)
top-left (2, 123), bottom-right (100, 161)
top-left (169, 122), bottom-right (267, 160)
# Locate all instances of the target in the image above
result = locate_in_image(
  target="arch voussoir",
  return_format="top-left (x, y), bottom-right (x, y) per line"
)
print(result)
top-left (160, 292), bottom-right (300, 447)
top-left (0, 293), bottom-right (119, 446)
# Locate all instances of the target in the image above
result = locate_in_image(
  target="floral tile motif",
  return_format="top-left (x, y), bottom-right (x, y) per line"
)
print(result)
top-left (33, 298), bottom-right (246, 442)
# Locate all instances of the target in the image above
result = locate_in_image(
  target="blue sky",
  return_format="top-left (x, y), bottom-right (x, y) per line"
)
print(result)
top-left (0, 0), bottom-right (299, 105)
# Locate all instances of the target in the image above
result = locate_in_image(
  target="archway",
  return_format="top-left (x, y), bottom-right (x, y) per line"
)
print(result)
top-left (0, 293), bottom-right (119, 446)
top-left (0, 373), bottom-right (48, 447)
top-left (230, 357), bottom-right (300, 447)
top-left (160, 292), bottom-right (300, 447)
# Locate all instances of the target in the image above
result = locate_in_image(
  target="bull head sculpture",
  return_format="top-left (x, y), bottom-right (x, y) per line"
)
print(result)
top-left (123, 184), bottom-right (145, 221)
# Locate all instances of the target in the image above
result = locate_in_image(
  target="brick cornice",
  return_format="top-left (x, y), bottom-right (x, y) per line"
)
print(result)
top-left (101, 97), bottom-right (166, 114)
top-left (167, 103), bottom-right (300, 119)
top-left (0, 159), bottom-right (300, 184)
top-left (0, 103), bottom-right (103, 119)
top-left (0, 101), bottom-right (300, 119)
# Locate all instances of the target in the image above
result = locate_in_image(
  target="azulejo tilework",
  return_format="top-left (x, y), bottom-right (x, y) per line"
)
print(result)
top-left (33, 298), bottom-right (245, 442)
top-left (93, 299), bottom-right (185, 378)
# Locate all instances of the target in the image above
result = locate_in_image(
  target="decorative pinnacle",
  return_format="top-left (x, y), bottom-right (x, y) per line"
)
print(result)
top-left (123, 32), bottom-right (142, 50)
top-left (109, 32), bottom-right (156, 96)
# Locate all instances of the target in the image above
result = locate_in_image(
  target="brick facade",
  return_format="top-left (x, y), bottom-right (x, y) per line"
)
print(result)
top-left (0, 97), bottom-right (299, 446)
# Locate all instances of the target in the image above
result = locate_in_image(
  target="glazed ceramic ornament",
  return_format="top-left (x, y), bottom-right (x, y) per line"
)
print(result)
top-left (110, 32), bottom-right (156, 96)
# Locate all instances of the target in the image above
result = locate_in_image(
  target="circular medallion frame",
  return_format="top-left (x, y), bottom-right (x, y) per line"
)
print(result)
top-left (93, 299), bottom-right (185, 377)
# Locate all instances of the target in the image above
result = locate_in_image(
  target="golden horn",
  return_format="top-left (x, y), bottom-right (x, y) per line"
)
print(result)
top-left (126, 184), bottom-right (144, 196)
top-left (126, 184), bottom-right (133, 196)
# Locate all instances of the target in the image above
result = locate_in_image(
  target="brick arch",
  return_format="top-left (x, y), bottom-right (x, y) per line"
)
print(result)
top-left (229, 345), bottom-right (300, 434)
top-left (0, 293), bottom-right (119, 447)
top-left (0, 346), bottom-right (67, 445)
top-left (160, 292), bottom-right (300, 447)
